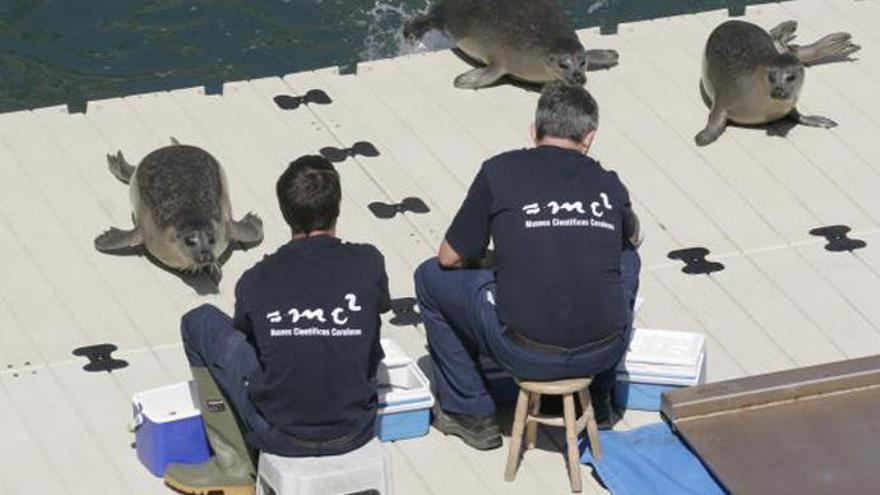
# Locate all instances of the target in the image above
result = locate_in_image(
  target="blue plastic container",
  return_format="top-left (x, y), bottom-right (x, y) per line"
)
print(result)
top-left (614, 381), bottom-right (684, 411)
top-left (132, 382), bottom-right (211, 477)
top-left (376, 340), bottom-right (435, 442)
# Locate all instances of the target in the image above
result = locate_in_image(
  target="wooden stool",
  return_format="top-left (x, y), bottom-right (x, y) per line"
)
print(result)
top-left (504, 378), bottom-right (602, 493)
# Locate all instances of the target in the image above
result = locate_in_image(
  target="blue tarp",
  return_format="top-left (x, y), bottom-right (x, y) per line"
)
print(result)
top-left (580, 422), bottom-right (727, 495)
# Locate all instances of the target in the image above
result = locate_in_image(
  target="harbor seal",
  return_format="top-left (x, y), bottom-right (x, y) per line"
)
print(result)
top-left (403, 0), bottom-right (618, 89)
top-left (696, 19), bottom-right (860, 146)
top-left (94, 143), bottom-right (263, 283)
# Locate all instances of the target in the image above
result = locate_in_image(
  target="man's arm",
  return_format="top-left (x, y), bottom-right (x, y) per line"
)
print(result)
top-left (377, 251), bottom-right (392, 313)
top-left (618, 178), bottom-right (644, 249)
top-left (442, 168), bottom-right (493, 267)
top-left (622, 207), bottom-right (644, 248)
top-left (232, 276), bottom-right (257, 346)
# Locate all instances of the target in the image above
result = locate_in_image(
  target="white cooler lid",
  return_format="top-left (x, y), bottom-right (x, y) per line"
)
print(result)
top-left (380, 338), bottom-right (412, 368)
top-left (622, 328), bottom-right (706, 367)
top-left (376, 340), bottom-right (435, 414)
top-left (132, 381), bottom-right (201, 424)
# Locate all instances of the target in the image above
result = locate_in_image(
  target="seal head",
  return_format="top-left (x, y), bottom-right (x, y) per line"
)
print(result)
top-left (766, 53), bottom-right (804, 100)
top-left (546, 38), bottom-right (588, 86)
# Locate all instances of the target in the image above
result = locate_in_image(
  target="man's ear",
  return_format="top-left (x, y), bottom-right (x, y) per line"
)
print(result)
top-left (582, 130), bottom-right (597, 151)
top-left (530, 122), bottom-right (538, 145)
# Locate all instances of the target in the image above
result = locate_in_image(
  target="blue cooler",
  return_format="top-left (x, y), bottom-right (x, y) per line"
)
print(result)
top-left (376, 340), bottom-right (435, 441)
top-left (615, 329), bottom-right (707, 412)
top-left (132, 381), bottom-right (211, 477)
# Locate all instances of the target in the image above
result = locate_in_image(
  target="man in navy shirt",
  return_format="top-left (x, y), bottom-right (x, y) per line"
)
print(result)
top-left (165, 156), bottom-right (391, 495)
top-left (415, 83), bottom-right (642, 450)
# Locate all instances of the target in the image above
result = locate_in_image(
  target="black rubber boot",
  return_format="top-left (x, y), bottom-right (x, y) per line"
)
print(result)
top-left (164, 367), bottom-right (256, 495)
top-left (432, 406), bottom-right (503, 451)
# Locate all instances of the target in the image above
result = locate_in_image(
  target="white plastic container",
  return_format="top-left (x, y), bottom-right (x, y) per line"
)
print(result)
top-left (375, 339), bottom-right (435, 441)
top-left (132, 381), bottom-right (211, 476)
top-left (615, 328), bottom-right (707, 411)
top-left (257, 438), bottom-right (393, 495)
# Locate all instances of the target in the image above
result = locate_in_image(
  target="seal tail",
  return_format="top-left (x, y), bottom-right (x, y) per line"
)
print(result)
top-left (403, 12), bottom-right (439, 42)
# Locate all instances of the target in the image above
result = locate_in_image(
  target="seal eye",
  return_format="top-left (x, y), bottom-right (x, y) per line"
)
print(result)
top-left (784, 73), bottom-right (797, 83)
top-left (184, 236), bottom-right (198, 247)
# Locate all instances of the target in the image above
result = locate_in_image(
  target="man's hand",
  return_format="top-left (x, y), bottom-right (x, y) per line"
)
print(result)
top-left (438, 239), bottom-right (465, 268)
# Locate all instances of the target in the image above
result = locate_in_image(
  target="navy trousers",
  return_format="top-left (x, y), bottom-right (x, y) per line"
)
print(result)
top-left (414, 249), bottom-right (641, 416)
top-left (181, 304), bottom-right (273, 438)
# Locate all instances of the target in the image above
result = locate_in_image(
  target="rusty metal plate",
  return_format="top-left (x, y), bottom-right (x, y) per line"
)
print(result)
top-left (662, 356), bottom-right (880, 495)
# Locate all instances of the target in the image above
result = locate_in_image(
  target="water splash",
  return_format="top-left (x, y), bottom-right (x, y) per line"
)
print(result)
top-left (358, 0), bottom-right (455, 62)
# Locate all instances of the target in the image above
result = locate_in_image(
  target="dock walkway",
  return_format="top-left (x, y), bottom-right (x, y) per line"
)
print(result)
top-left (1, 0), bottom-right (879, 493)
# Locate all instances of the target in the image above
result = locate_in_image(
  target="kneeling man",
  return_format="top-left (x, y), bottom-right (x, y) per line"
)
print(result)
top-left (165, 156), bottom-right (391, 494)
top-left (415, 83), bottom-right (641, 450)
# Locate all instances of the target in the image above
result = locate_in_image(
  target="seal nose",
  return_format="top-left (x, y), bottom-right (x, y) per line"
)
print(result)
top-left (568, 72), bottom-right (586, 86)
top-left (196, 250), bottom-right (214, 264)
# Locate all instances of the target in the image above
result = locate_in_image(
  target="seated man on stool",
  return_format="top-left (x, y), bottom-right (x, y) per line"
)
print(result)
top-left (415, 82), bottom-right (642, 450)
top-left (164, 156), bottom-right (391, 495)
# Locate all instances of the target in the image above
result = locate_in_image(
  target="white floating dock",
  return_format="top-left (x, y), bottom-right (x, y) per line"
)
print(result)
top-left (1, 0), bottom-right (880, 493)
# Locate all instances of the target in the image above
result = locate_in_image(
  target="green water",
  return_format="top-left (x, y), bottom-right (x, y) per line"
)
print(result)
top-left (0, 0), bottom-right (778, 113)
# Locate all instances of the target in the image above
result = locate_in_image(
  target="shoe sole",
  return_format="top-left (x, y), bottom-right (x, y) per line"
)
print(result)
top-left (433, 412), bottom-right (503, 451)
top-left (164, 477), bottom-right (255, 495)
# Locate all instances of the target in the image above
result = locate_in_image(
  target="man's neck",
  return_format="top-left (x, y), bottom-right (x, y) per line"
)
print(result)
top-left (291, 228), bottom-right (336, 241)
top-left (536, 137), bottom-right (589, 154)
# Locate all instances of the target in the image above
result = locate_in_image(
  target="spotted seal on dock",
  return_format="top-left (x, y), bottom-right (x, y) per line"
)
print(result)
top-left (403, 0), bottom-right (618, 89)
top-left (94, 142), bottom-right (263, 283)
top-left (696, 19), bottom-right (860, 146)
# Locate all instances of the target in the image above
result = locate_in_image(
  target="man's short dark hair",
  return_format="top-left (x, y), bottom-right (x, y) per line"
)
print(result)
top-left (535, 82), bottom-right (599, 142)
top-left (276, 155), bottom-right (341, 235)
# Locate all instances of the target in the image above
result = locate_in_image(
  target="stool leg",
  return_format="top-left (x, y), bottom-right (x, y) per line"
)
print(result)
top-left (525, 393), bottom-right (541, 449)
top-left (505, 389), bottom-right (530, 482)
top-left (562, 393), bottom-right (583, 492)
top-left (578, 390), bottom-right (603, 460)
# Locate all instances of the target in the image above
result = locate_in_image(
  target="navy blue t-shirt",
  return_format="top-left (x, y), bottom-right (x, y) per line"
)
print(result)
top-left (232, 235), bottom-right (390, 446)
top-left (446, 146), bottom-right (633, 348)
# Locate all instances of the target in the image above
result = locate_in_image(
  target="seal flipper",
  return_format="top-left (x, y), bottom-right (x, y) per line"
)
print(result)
top-left (229, 213), bottom-right (264, 248)
top-left (585, 49), bottom-right (620, 70)
top-left (454, 65), bottom-right (505, 90)
top-left (790, 32), bottom-right (860, 66)
top-left (791, 108), bottom-right (837, 129)
top-left (695, 105), bottom-right (727, 146)
top-left (95, 227), bottom-right (143, 253)
top-left (107, 151), bottom-right (135, 185)
top-left (769, 20), bottom-right (798, 51)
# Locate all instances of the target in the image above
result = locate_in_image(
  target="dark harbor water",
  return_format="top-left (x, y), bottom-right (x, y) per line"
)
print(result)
top-left (0, 0), bottom-right (779, 113)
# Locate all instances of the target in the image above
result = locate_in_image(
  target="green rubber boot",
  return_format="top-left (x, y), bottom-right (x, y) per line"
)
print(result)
top-left (164, 367), bottom-right (256, 495)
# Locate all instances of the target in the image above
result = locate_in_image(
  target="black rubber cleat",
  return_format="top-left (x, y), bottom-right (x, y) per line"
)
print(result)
top-left (432, 407), bottom-right (502, 450)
